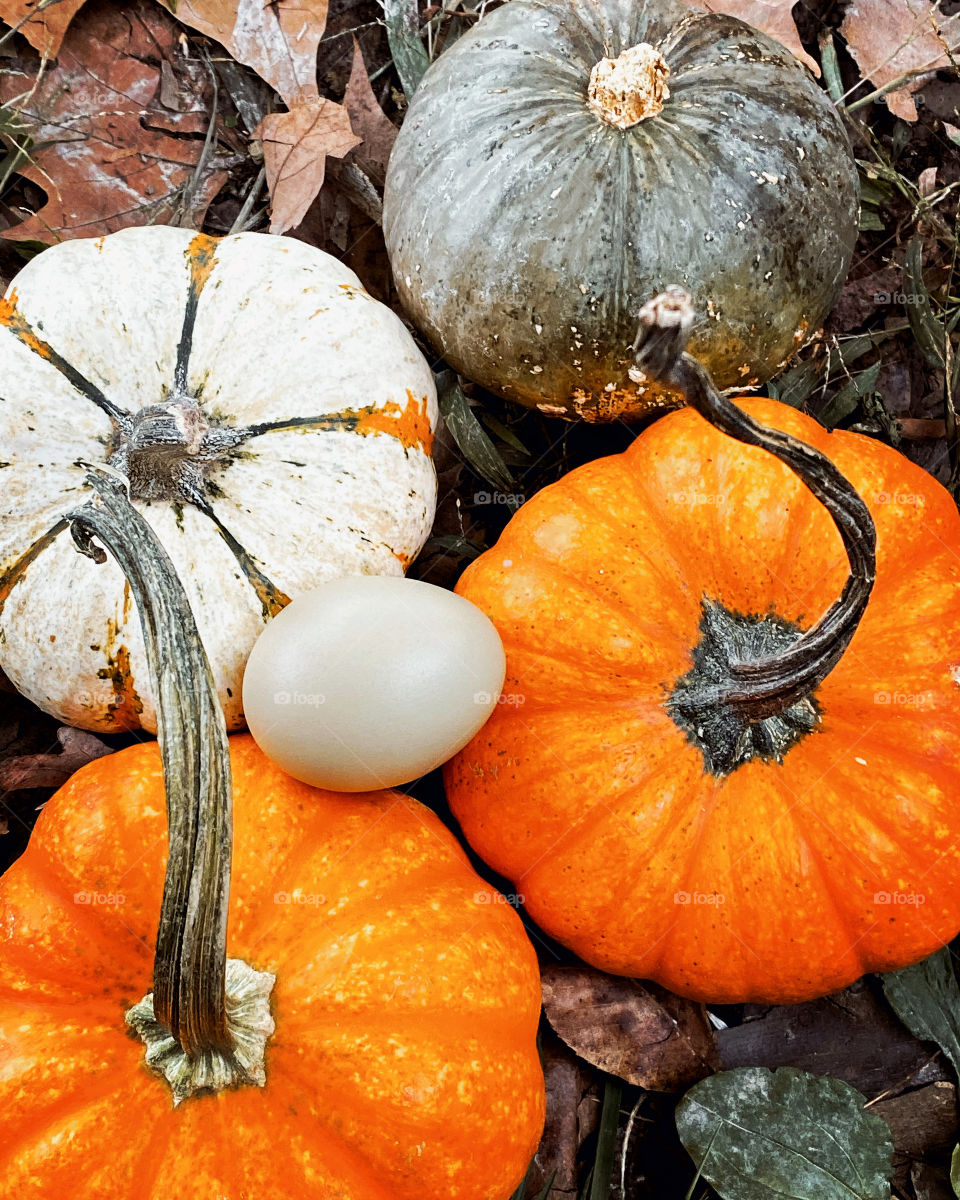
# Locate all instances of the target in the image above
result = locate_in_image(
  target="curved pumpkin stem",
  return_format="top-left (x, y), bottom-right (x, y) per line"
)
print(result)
top-left (68, 469), bottom-right (273, 1103)
top-left (631, 289), bottom-right (877, 763)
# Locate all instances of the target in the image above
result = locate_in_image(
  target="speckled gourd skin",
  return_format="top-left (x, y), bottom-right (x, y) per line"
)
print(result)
top-left (0, 227), bottom-right (438, 732)
top-left (445, 399), bottom-right (960, 1003)
top-left (384, 0), bottom-right (860, 420)
top-left (0, 736), bottom-right (545, 1199)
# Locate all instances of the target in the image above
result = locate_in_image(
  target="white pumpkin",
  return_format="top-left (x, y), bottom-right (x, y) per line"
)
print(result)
top-left (0, 226), bottom-right (438, 732)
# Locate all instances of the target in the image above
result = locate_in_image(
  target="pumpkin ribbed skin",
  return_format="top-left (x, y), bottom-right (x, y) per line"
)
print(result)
top-left (384, 0), bottom-right (859, 420)
top-left (0, 736), bottom-right (544, 1199)
top-left (444, 400), bottom-right (960, 1003)
top-left (0, 227), bottom-right (437, 732)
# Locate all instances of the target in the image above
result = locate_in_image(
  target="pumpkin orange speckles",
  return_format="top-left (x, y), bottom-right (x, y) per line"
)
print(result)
top-left (446, 398), bottom-right (960, 1004)
top-left (0, 737), bottom-right (545, 1200)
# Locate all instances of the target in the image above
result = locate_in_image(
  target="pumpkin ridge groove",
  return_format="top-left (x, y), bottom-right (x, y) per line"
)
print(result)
top-left (120, 1089), bottom-right (179, 1200)
top-left (551, 483), bottom-right (693, 604)
top-left (630, 772), bottom-right (721, 982)
top-left (0, 517), bottom-right (67, 615)
top-left (502, 557), bottom-right (692, 661)
top-left (451, 711), bottom-right (669, 812)
top-left (265, 1055), bottom-right (415, 1198)
top-left (195, 496), bottom-right (290, 620)
top-left (226, 396), bottom-right (434, 457)
top-left (778, 801), bottom-right (869, 980)
top-left (0, 1076), bottom-right (140, 1176)
top-left (173, 234), bottom-right (219, 398)
top-left (239, 801), bottom-right (444, 962)
top-left (0, 856), bottom-right (154, 989)
top-left (0, 297), bottom-right (128, 428)
top-left (820, 716), bottom-right (959, 784)
top-left (791, 739), bottom-right (958, 863)
top-left (516, 743), bottom-right (693, 887)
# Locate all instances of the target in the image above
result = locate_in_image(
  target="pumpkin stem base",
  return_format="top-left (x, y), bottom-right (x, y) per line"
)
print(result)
top-left (126, 957), bottom-right (276, 1107)
top-left (587, 44), bottom-right (670, 129)
top-left (669, 600), bottom-right (821, 776)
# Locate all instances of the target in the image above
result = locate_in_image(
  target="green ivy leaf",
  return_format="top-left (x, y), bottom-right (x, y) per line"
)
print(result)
top-left (882, 947), bottom-right (960, 1080)
top-left (676, 1067), bottom-right (892, 1200)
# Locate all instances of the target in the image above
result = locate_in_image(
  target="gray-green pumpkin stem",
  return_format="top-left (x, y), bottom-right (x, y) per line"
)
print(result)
top-left (632, 288), bottom-right (877, 773)
top-left (67, 468), bottom-right (273, 1104)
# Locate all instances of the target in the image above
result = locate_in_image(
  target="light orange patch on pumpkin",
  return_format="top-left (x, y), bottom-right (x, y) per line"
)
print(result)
top-left (353, 390), bottom-right (434, 455)
top-left (186, 232), bottom-right (219, 294)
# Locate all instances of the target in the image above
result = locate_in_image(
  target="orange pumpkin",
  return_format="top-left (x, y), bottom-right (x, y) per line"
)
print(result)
top-left (0, 476), bottom-right (544, 1200)
top-left (445, 291), bottom-right (960, 1005)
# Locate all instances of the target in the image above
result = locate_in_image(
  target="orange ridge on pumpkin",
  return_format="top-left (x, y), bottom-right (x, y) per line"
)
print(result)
top-left (186, 233), bottom-right (219, 293)
top-left (0, 291), bottom-right (52, 360)
top-left (353, 391), bottom-right (435, 455)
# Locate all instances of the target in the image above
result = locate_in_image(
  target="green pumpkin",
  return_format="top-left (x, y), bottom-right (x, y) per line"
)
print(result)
top-left (384, 0), bottom-right (859, 421)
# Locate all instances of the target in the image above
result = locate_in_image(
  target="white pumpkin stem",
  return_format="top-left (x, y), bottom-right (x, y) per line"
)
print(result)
top-left (587, 43), bottom-right (670, 129)
top-left (67, 469), bottom-right (274, 1104)
top-left (631, 288), bottom-right (878, 772)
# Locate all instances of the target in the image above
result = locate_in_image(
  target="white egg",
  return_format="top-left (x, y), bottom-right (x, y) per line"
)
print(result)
top-left (241, 576), bottom-right (506, 791)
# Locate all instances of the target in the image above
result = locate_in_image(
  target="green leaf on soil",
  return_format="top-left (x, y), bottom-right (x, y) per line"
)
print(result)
top-left (382, 0), bottom-right (431, 99)
top-left (819, 360), bottom-right (883, 429)
top-left (904, 235), bottom-right (947, 368)
top-left (768, 327), bottom-right (904, 410)
top-left (588, 1076), bottom-right (622, 1200)
top-left (882, 947), bottom-right (960, 1081)
top-left (480, 410), bottom-right (531, 457)
top-left (676, 1066), bottom-right (893, 1200)
top-left (436, 370), bottom-right (514, 491)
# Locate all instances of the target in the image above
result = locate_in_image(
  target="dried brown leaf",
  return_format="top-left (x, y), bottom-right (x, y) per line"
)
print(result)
top-left (718, 980), bottom-right (951, 1097)
top-left (541, 965), bottom-right (719, 1092)
top-left (0, 0), bottom-right (87, 57)
top-left (0, 726), bottom-right (113, 791)
top-left (158, 0), bottom-right (329, 107)
top-left (343, 37), bottom-right (398, 185)
top-left (830, 266), bottom-right (903, 330)
top-left (528, 1032), bottom-right (598, 1196)
top-left (681, 0), bottom-right (819, 74)
top-left (256, 96), bottom-right (359, 233)
top-left (0, 0), bottom-right (231, 241)
top-left (160, 1), bottom-right (356, 236)
top-left (899, 417), bottom-right (947, 438)
top-left (841, 0), bottom-right (960, 122)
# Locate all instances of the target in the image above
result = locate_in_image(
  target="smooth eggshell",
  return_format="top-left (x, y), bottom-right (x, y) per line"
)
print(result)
top-left (241, 576), bottom-right (506, 790)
